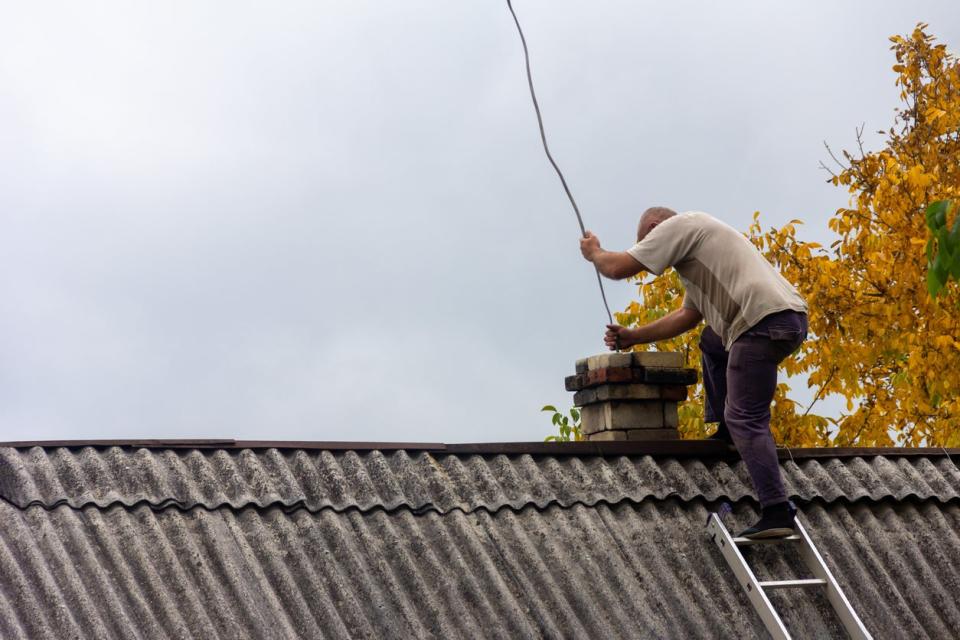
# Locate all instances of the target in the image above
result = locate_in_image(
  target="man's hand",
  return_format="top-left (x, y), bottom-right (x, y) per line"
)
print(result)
top-left (580, 231), bottom-right (601, 262)
top-left (581, 232), bottom-right (645, 279)
top-left (605, 324), bottom-right (637, 351)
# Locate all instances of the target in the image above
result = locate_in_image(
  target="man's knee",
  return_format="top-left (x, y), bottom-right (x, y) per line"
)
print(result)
top-left (724, 403), bottom-right (772, 425)
top-left (723, 408), bottom-right (774, 443)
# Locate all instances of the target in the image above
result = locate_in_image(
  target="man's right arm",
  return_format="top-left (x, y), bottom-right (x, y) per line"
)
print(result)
top-left (580, 231), bottom-right (646, 279)
top-left (605, 307), bottom-right (703, 350)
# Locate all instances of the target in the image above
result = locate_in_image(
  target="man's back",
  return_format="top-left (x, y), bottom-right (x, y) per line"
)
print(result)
top-left (627, 211), bottom-right (807, 348)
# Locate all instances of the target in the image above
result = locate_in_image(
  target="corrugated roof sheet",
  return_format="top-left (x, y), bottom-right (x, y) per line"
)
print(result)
top-left (1, 497), bottom-right (957, 639)
top-left (3, 443), bottom-right (958, 639)
top-left (2, 446), bottom-right (958, 512)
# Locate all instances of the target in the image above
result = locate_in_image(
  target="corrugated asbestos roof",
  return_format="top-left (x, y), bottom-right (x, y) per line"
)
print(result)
top-left (2, 497), bottom-right (958, 639)
top-left (1, 443), bottom-right (959, 639)
top-left (2, 446), bottom-right (958, 512)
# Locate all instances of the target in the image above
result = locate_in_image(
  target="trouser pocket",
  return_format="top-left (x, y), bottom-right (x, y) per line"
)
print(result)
top-left (767, 328), bottom-right (805, 361)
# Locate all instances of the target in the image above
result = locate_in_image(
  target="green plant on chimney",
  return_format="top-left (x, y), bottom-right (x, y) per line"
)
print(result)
top-left (542, 405), bottom-right (583, 442)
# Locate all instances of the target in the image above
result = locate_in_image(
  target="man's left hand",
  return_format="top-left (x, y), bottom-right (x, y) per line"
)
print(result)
top-left (580, 231), bottom-right (601, 261)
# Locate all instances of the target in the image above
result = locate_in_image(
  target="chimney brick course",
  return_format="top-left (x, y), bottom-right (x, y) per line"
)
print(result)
top-left (569, 351), bottom-right (695, 442)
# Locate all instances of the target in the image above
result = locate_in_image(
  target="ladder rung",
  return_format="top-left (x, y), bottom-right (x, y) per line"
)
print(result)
top-left (733, 534), bottom-right (801, 546)
top-left (759, 578), bottom-right (827, 589)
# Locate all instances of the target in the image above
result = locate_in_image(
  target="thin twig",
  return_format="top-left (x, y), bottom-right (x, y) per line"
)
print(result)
top-left (803, 369), bottom-right (837, 417)
top-left (823, 140), bottom-right (848, 170)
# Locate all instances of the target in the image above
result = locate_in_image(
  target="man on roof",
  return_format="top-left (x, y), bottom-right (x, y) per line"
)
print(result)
top-left (579, 207), bottom-right (808, 539)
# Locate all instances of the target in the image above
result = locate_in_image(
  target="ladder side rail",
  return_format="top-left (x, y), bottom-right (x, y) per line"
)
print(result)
top-left (793, 517), bottom-right (873, 640)
top-left (706, 513), bottom-right (792, 640)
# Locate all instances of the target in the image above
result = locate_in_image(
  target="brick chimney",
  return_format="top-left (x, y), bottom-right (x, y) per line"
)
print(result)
top-left (565, 352), bottom-right (697, 441)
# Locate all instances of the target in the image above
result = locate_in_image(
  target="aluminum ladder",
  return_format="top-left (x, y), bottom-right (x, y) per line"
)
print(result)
top-left (706, 512), bottom-right (872, 639)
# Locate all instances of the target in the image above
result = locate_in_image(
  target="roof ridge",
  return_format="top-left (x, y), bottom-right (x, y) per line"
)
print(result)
top-left (2, 440), bottom-right (959, 459)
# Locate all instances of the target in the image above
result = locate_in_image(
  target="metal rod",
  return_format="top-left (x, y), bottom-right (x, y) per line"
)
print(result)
top-left (505, 0), bottom-right (615, 328)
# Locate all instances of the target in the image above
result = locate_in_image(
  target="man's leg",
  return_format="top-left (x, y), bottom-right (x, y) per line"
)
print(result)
top-left (724, 336), bottom-right (788, 508)
top-left (698, 326), bottom-right (730, 440)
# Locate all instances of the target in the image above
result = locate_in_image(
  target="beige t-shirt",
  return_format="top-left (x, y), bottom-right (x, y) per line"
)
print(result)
top-left (626, 211), bottom-right (808, 349)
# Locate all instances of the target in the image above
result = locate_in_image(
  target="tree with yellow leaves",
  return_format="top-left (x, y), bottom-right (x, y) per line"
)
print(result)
top-left (614, 24), bottom-right (959, 447)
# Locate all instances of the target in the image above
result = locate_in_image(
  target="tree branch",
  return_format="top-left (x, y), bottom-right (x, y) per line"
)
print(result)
top-left (823, 140), bottom-right (849, 170)
top-left (803, 369), bottom-right (837, 417)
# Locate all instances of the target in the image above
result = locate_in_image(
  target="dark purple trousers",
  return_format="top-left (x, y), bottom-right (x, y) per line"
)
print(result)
top-left (699, 310), bottom-right (808, 507)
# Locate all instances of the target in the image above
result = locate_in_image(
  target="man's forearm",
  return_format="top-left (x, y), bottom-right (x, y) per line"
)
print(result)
top-left (633, 308), bottom-right (702, 343)
top-left (591, 249), bottom-right (643, 280)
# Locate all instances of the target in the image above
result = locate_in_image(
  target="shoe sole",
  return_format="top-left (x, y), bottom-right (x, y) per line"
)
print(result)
top-left (743, 527), bottom-right (795, 540)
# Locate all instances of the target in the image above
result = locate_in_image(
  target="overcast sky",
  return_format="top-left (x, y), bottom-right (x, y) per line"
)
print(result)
top-left (2, 1), bottom-right (958, 443)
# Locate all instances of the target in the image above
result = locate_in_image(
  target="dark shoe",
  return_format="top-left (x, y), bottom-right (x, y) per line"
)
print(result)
top-left (739, 502), bottom-right (796, 539)
top-left (707, 421), bottom-right (734, 445)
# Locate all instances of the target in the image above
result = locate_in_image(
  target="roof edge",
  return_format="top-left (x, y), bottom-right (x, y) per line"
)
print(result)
top-left (0, 439), bottom-right (958, 460)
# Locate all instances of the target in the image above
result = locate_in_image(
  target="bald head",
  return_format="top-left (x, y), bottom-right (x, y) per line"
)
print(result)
top-left (636, 207), bottom-right (677, 242)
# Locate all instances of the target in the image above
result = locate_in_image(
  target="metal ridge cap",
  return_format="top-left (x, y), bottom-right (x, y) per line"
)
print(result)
top-left (0, 439), bottom-right (727, 456)
top-left (0, 439), bottom-right (447, 451)
top-left (0, 439), bottom-right (957, 460)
